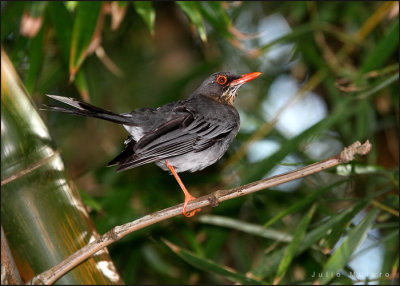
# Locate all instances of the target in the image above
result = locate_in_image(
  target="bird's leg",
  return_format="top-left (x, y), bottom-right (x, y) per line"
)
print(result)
top-left (165, 160), bottom-right (201, 217)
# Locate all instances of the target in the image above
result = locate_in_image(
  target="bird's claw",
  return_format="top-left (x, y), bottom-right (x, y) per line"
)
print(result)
top-left (182, 194), bottom-right (201, 217)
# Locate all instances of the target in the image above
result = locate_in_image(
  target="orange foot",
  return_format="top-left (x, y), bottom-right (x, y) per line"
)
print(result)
top-left (182, 193), bottom-right (201, 217)
top-left (165, 160), bottom-right (202, 217)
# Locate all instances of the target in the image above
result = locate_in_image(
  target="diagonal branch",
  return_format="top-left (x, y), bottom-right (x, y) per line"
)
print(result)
top-left (27, 140), bottom-right (371, 285)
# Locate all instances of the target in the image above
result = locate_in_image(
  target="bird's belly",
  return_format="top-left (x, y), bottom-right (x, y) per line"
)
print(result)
top-left (155, 142), bottom-right (230, 173)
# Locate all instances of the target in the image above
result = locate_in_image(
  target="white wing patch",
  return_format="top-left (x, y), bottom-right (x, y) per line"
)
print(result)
top-left (123, 125), bottom-right (145, 141)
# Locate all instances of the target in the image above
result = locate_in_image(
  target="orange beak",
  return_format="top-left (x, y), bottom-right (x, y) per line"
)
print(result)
top-left (230, 72), bottom-right (262, 86)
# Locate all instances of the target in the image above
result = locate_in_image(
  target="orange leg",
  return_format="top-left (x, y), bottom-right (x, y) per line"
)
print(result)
top-left (165, 160), bottom-right (201, 217)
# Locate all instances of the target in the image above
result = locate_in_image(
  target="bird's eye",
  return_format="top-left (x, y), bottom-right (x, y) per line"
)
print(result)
top-left (217, 75), bottom-right (228, 85)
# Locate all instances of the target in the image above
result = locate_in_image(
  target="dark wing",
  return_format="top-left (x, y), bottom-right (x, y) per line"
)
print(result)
top-left (107, 136), bottom-right (136, 167)
top-left (113, 112), bottom-right (235, 172)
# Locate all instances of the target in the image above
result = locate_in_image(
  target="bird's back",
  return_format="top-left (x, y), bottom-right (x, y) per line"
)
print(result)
top-left (116, 95), bottom-right (240, 173)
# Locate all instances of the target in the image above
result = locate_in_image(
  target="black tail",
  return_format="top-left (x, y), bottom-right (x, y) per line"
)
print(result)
top-left (42, 95), bottom-right (134, 125)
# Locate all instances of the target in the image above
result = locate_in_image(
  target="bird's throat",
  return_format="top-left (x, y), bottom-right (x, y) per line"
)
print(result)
top-left (202, 94), bottom-right (235, 106)
top-left (202, 90), bottom-right (237, 106)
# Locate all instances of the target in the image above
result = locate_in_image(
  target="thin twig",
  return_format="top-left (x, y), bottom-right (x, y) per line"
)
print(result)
top-left (27, 140), bottom-right (371, 285)
top-left (1, 226), bottom-right (22, 285)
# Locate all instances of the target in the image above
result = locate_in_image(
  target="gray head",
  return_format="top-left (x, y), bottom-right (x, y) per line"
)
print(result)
top-left (192, 71), bottom-right (262, 105)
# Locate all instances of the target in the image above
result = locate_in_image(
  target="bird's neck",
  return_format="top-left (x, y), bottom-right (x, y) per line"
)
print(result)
top-left (196, 93), bottom-right (236, 106)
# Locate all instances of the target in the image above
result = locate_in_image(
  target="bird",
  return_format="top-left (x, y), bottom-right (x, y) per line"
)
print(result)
top-left (42, 71), bottom-right (262, 217)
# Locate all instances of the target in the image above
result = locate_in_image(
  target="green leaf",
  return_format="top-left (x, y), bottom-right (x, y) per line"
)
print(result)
top-left (264, 180), bottom-right (347, 228)
top-left (162, 239), bottom-right (267, 284)
top-left (74, 69), bottom-right (90, 101)
top-left (275, 204), bottom-right (317, 282)
top-left (1, 2), bottom-right (26, 42)
top-left (316, 206), bottom-right (360, 251)
top-left (204, 2), bottom-right (230, 27)
top-left (69, 2), bottom-right (102, 81)
top-left (354, 100), bottom-right (374, 142)
top-left (48, 1), bottom-right (90, 100)
top-left (118, 1), bottom-right (128, 8)
top-left (176, 1), bottom-right (207, 42)
top-left (318, 208), bottom-right (380, 284)
top-left (133, 1), bottom-right (155, 35)
top-left (79, 190), bottom-right (102, 212)
top-left (197, 2), bottom-right (232, 39)
top-left (249, 201), bottom-right (367, 281)
top-left (203, 227), bottom-right (230, 260)
top-left (380, 231), bottom-right (399, 280)
top-left (249, 247), bottom-right (286, 281)
top-left (24, 23), bottom-right (44, 93)
top-left (299, 200), bottom-right (367, 253)
top-left (350, 229), bottom-right (398, 260)
top-left (360, 18), bottom-right (399, 74)
top-left (198, 215), bottom-right (293, 242)
top-left (27, 1), bottom-right (47, 18)
top-left (47, 2), bottom-right (73, 62)
top-left (356, 72), bottom-right (399, 99)
top-left (65, 1), bottom-right (78, 12)
top-left (35, 60), bottom-right (64, 93)
top-left (181, 227), bottom-right (204, 257)
top-left (142, 243), bottom-right (178, 278)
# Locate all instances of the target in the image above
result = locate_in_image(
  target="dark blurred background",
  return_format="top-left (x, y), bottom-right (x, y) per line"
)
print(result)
top-left (2, 1), bottom-right (398, 284)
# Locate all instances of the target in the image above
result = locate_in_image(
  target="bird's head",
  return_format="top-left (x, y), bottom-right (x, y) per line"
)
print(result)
top-left (193, 71), bottom-right (262, 105)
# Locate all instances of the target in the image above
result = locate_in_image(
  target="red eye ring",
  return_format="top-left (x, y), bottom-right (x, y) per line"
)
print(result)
top-left (217, 75), bottom-right (228, 85)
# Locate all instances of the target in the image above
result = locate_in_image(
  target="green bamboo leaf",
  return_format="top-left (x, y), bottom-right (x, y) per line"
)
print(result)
top-left (350, 229), bottom-right (398, 260)
top-left (264, 180), bottom-right (347, 228)
top-left (380, 231), bottom-right (399, 280)
top-left (360, 18), bottom-right (399, 74)
top-left (48, 1), bottom-right (90, 100)
top-left (318, 208), bottom-right (380, 284)
top-left (69, 1), bottom-right (102, 81)
top-left (74, 69), bottom-right (90, 101)
top-left (133, 1), bottom-right (155, 35)
top-left (197, 2), bottom-right (232, 39)
top-left (301, 200), bottom-right (367, 253)
top-left (250, 201), bottom-right (367, 280)
top-left (354, 100), bottom-right (373, 142)
top-left (47, 2), bottom-right (72, 61)
top-left (24, 23), bottom-right (44, 93)
top-left (162, 239), bottom-right (267, 284)
top-left (203, 228), bottom-right (230, 259)
top-left (35, 60), bottom-right (64, 93)
top-left (356, 72), bottom-right (399, 99)
top-left (79, 189), bottom-right (102, 212)
top-left (176, 1), bottom-right (207, 42)
top-left (1, 2), bottom-right (26, 42)
top-left (249, 247), bottom-right (286, 281)
top-left (27, 1), bottom-right (47, 17)
top-left (142, 243), bottom-right (178, 278)
top-left (181, 227), bottom-right (204, 257)
top-left (118, 1), bottom-right (128, 8)
top-left (205, 2), bottom-right (230, 27)
top-left (198, 215), bottom-right (293, 242)
top-left (275, 204), bottom-right (317, 282)
top-left (65, 1), bottom-right (78, 12)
